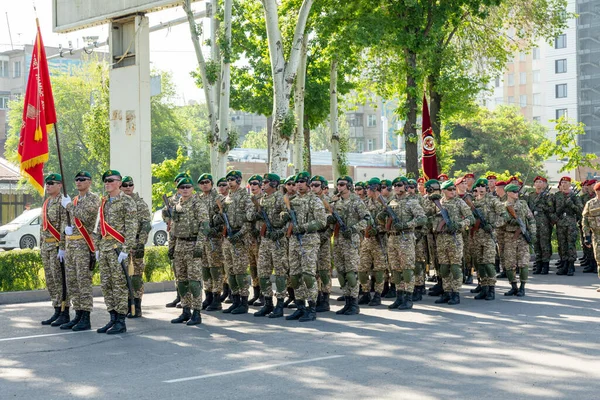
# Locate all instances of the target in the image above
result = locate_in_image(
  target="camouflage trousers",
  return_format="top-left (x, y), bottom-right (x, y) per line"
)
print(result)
top-left (534, 216), bottom-right (553, 263)
top-left (415, 232), bottom-right (428, 286)
top-left (556, 222), bottom-right (578, 263)
top-left (174, 239), bottom-right (203, 309)
top-left (462, 229), bottom-right (474, 274)
top-left (257, 236), bottom-right (288, 299)
top-left (98, 245), bottom-right (128, 315)
top-left (470, 229), bottom-right (497, 286)
top-left (41, 244), bottom-right (69, 308)
top-left (65, 238), bottom-right (93, 312)
top-left (387, 231), bottom-right (416, 294)
top-left (358, 236), bottom-right (387, 294)
top-left (427, 233), bottom-right (439, 275)
top-left (496, 228), bottom-right (507, 271)
top-left (289, 233), bottom-right (319, 302)
top-left (248, 235), bottom-right (260, 287)
top-left (201, 237), bottom-right (224, 294)
top-left (131, 256), bottom-right (145, 299)
top-left (582, 224), bottom-right (595, 263)
top-left (222, 235), bottom-right (249, 297)
top-left (333, 234), bottom-right (361, 298)
top-left (436, 232), bottom-right (463, 292)
top-left (590, 232), bottom-right (600, 279)
top-left (316, 231), bottom-right (332, 294)
top-left (502, 230), bottom-right (529, 283)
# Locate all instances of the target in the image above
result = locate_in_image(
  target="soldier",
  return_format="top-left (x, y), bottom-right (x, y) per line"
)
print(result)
top-left (217, 170), bottom-right (254, 314)
top-left (197, 173), bottom-right (226, 311)
top-left (503, 184), bottom-right (537, 296)
top-left (379, 179), bottom-right (395, 299)
top-left (282, 172), bottom-right (327, 322)
top-left (424, 179), bottom-right (443, 297)
top-left (60, 171), bottom-right (100, 331)
top-left (456, 177), bottom-right (475, 285)
top-left (417, 177), bottom-right (426, 196)
top-left (430, 180), bottom-right (474, 305)
top-left (580, 179), bottom-right (597, 273)
top-left (247, 174), bottom-right (264, 307)
top-left (553, 176), bottom-right (583, 276)
top-left (282, 175), bottom-right (298, 308)
top-left (495, 181), bottom-right (509, 278)
top-left (526, 176), bottom-right (553, 275)
top-left (96, 170), bottom-right (137, 334)
top-left (407, 178), bottom-right (428, 301)
top-left (40, 173), bottom-right (69, 326)
top-left (437, 174), bottom-right (449, 183)
top-left (215, 176), bottom-right (231, 303)
top-left (217, 177), bottom-right (229, 197)
top-left (119, 176), bottom-right (152, 318)
top-left (581, 181), bottom-right (600, 291)
top-left (310, 175), bottom-right (333, 312)
top-left (463, 173), bottom-right (475, 191)
top-left (486, 175), bottom-right (497, 193)
top-left (253, 173), bottom-right (288, 317)
top-left (355, 182), bottom-right (367, 201)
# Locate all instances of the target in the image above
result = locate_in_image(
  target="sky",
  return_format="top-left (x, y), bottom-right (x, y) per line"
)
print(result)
top-left (1, 0), bottom-right (209, 105)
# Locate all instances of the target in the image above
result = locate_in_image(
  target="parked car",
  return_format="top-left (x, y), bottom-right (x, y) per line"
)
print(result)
top-left (0, 208), bottom-right (42, 250)
top-left (147, 210), bottom-right (168, 246)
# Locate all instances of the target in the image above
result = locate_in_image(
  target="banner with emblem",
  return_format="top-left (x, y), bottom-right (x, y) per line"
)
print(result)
top-left (421, 94), bottom-right (438, 181)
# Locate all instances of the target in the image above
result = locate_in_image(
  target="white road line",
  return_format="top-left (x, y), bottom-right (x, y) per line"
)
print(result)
top-left (163, 355), bottom-right (345, 383)
top-left (0, 330), bottom-right (94, 342)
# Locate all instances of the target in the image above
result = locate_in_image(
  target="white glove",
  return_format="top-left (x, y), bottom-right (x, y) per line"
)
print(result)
top-left (65, 226), bottom-right (74, 235)
top-left (117, 252), bottom-right (128, 263)
top-left (95, 250), bottom-right (100, 261)
top-left (61, 195), bottom-right (72, 208)
top-left (57, 249), bottom-right (66, 262)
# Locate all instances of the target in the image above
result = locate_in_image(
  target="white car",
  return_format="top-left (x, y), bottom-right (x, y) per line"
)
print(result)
top-left (0, 208), bottom-right (42, 250)
top-left (147, 210), bottom-right (168, 246)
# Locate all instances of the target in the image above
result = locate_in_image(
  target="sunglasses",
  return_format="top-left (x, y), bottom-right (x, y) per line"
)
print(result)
top-left (355, 187), bottom-right (364, 190)
top-left (75, 177), bottom-right (90, 182)
top-left (179, 185), bottom-right (193, 189)
top-left (286, 183), bottom-right (296, 186)
top-left (381, 186), bottom-right (388, 190)
top-left (475, 184), bottom-right (486, 188)
top-left (45, 181), bottom-right (60, 186)
top-left (198, 180), bottom-right (211, 185)
top-left (262, 180), bottom-right (270, 185)
top-left (218, 184), bottom-right (228, 188)
top-left (310, 183), bottom-right (322, 188)
top-left (337, 182), bottom-right (347, 187)
top-left (227, 177), bottom-right (238, 182)
top-left (393, 183), bottom-right (404, 188)
top-left (121, 183), bottom-right (134, 188)
top-left (249, 181), bottom-right (261, 186)
top-left (104, 178), bottom-right (121, 183)
top-left (296, 180), bottom-right (307, 184)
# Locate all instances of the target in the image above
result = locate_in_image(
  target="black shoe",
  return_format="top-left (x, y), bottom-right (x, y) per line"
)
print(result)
top-left (398, 292), bottom-right (413, 310)
top-left (516, 282), bottom-right (526, 297)
top-left (464, 275), bottom-right (473, 285)
top-left (316, 293), bottom-right (330, 312)
top-left (107, 314), bottom-right (126, 334)
top-left (567, 261), bottom-right (575, 276)
top-left (127, 298), bottom-right (142, 318)
top-left (583, 265), bottom-right (598, 273)
top-left (336, 295), bottom-right (345, 301)
top-left (428, 282), bottom-right (443, 297)
top-left (206, 292), bottom-right (223, 311)
top-left (485, 286), bottom-right (495, 301)
top-left (505, 282), bottom-right (519, 296)
top-left (369, 292), bottom-right (382, 306)
top-left (427, 274), bottom-right (438, 282)
top-left (60, 310), bottom-right (82, 330)
top-left (316, 291), bottom-right (323, 309)
top-left (72, 311), bottom-right (91, 331)
top-left (51, 308), bottom-right (70, 327)
top-left (556, 261), bottom-right (568, 275)
top-left (254, 294), bottom-right (266, 308)
top-left (541, 262), bottom-right (549, 275)
top-left (344, 297), bottom-right (360, 315)
top-left (474, 286), bottom-right (488, 300)
top-left (580, 258), bottom-right (590, 267)
top-left (447, 292), bottom-right (460, 305)
top-left (165, 295), bottom-right (180, 308)
top-left (497, 271), bottom-right (507, 279)
top-left (254, 296), bottom-right (274, 317)
top-left (223, 295), bottom-right (241, 314)
top-left (555, 259), bottom-right (562, 266)
top-left (283, 288), bottom-right (295, 308)
top-left (186, 310), bottom-right (202, 325)
top-left (97, 311), bottom-right (117, 333)
top-left (470, 285), bottom-right (482, 294)
top-left (299, 300), bottom-right (317, 322)
top-left (411, 290), bottom-right (422, 302)
top-left (220, 283), bottom-right (231, 303)
top-left (231, 296), bottom-right (249, 314)
top-left (532, 262), bottom-right (542, 275)
top-left (41, 307), bottom-right (61, 325)
top-left (285, 300), bottom-right (306, 320)
top-left (171, 307), bottom-right (192, 323)
top-left (388, 291), bottom-right (404, 309)
top-left (435, 292), bottom-right (451, 304)
top-left (202, 291), bottom-right (213, 310)
top-left (268, 298), bottom-right (285, 318)
top-left (248, 286), bottom-right (260, 306)
top-left (385, 284), bottom-right (397, 299)
top-left (358, 291), bottom-right (371, 305)
top-left (336, 297), bottom-right (351, 315)
top-left (381, 281), bottom-right (390, 297)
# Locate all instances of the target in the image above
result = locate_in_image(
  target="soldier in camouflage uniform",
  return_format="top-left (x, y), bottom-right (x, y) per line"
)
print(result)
top-left (494, 181), bottom-right (509, 278)
top-left (247, 175), bottom-right (265, 307)
top-left (580, 180), bottom-right (597, 273)
top-left (581, 181), bottom-right (600, 291)
top-left (96, 170), bottom-right (137, 334)
top-left (40, 173), bottom-right (69, 326)
top-left (379, 179), bottom-right (396, 299)
top-left (378, 176), bottom-right (426, 310)
top-left (282, 175), bottom-right (298, 308)
top-left (503, 184), bottom-right (537, 296)
top-left (355, 181), bottom-right (367, 201)
top-left (457, 175), bottom-right (475, 285)
top-left (215, 177), bottom-right (232, 303)
top-left (120, 176), bottom-right (152, 318)
top-left (423, 180), bottom-right (443, 297)
top-left (553, 176), bottom-right (583, 276)
top-left (430, 180), bottom-right (474, 305)
top-left (417, 177), bottom-right (426, 196)
top-left (407, 178), bottom-right (428, 301)
top-left (217, 170), bottom-right (255, 315)
top-left (526, 176), bottom-right (554, 275)
top-left (310, 175), bottom-right (333, 312)
top-left (60, 171), bottom-right (100, 331)
top-left (283, 172), bottom-right (327, 322)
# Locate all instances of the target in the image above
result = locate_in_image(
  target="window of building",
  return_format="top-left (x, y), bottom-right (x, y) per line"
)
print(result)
top-left (0, 96), bottom-right (9, 109)
top-left (556, 108), bottom-right (567, 119)
top-left (508, 96), bottom-right (515, 104)
top-left (555, 83), bottom-right (567, 98)
top-left (520, 72), bottom-right (527, 84)
top-left (533, 47), bottom-right (540, 60)
top-left (367, 138), bottom-right (375, 151)
top-left (555, 59), bottom-right (567, 74)
top-left (533, 116), bottom-right (541, 123)
top-left (367, 114), bottom-right (377, 127)
top-left (495, 76), bottom-right (500, 87)
top-left (357, 140), bottom-right (364, 152)
top-left (507, 73), bottom-right (515, 86)
top-left (533, 70), bottom-right (540, 83)
top-left (13, 61), bottom-right (21, 78)
top-left (555, 34), bottom-right (567, 49)
top-left (348, 114), bottom-right (363, 127)
top-left (520, 95), bottom-right (527, 107)
top-left (533, 93), bottom-right (541, 106)
top-left (0, 61), bottom-right (8, 77)
top-left (519, 52), bottom-right (527, 61)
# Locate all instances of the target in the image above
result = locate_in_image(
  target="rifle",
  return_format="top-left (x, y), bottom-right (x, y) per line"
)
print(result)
top-left (251, 196), bottom-right (280, 249)
top-left (115, 249), bottom-right (135, 317)
top-left (283, 194), bottom-right (304, 257)
top-left (506, 204), bottom-right (532, 245)
top-left (431, 197), bottom-right (459, 245)
top-left (215, 197), bottom-right (240, 258)
top-left (321, 197), bottom-right (347, 237)
top-left (377, 194), bottom-right (406, 240)
top-left (464, 196), bottom-right (497, 245)
top-left (162, 194), bottom-right (172, 219)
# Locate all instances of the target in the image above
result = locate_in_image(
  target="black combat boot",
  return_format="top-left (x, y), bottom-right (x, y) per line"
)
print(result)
top-left (268, 298), bottom-right (285, 318)
top-left (127, 298), bottom-right (142, 318)
top-left (556, 261), bottom-right (568, 275)
top-left (206, 292), bottom-right (222, 311)
top-left (474, 286), bottom-right (488, 300)
top-left (567, 261), bottom-right (575, 276)
top-left (253, 294), bottom-right (265, 307)
top-left (470, 284), bottom-right (482, 294)
top-left (428, 281), bottom-right (443, 296)
top-left (283, 288), bottom-right (295, 308)
top-left (388, 291), bottom-right (404, 309)
top-left (223, 295), bottom-right (241, 314)
top-left (97, 311), bottom-right (117, 333)
top-left (299, 300), bottom-right (317, 322)
top-left (186, 309), bottom-right (202, 325)
top-left (60, 310), bottom-right (82, 330)
top-left (202, 291), bottom-right (213, 310)
top-left (497, 270), bottom-right (507, 279)
top-left (580, 257), bottom-right (590, 267)
top-left (380, 281), bottom-right (390, 297)
top-left (219, 283), bottom-right (231, 303)
top-left (485, 286), bottom-right (495, 300)
top-left (435, 292), bottom-right (451, 304)
top-left (516, 282), bottom-right (526, 297)
top-left (344, 297), bottom-right (360, 315)
top-left (464, 271), bottom-right (473, 285)
top-left (316, 293), bottom-right (330, 312)
top-left (541, 262), bottom-right (550, 275)
top-left (532, 262), bottom-right (542, 275)
top-left (385, 283), bottom-right (397, 298)
top-left (73, 311), bottom-right (91, 331)
top-left (336, 295), bottom-right (345, 301)
top-left (369, 292), bottom-right (382, 306)
top-left (336, 296), bottom-right (351, 315)
top-left (165, 294), bottom-right (180, 308)
top-left (555, 259), bottom-right (562, 266)
top-left (315, 291), bottom-right (323, 309)
top-left (398, 292), bottom-right (413, 310)
top-left (370, 277), bottom-right (376, 293)
top-left (285, 300), bottom-right (306, 320)
top-left (447, 291), bottom-right (460, 305)
top-left (254, 296), bottom-right (274, 317)
top-left (231, 296), bottom-right (249, 314)
top-left (583, 260), bottom-right (598, 273)
top-left (41, 307), bottom-right (61, 325)
top-left (107, 313), bottom-right (126, 334)
top-left (51, 308), bottom-right (70, 327)
top-left (171, 307), bottom-right (192, 323)
top-left (412, 289), bottom-right (422, 302)
top-left (248, 286), bottom-right (261, 306)
top-left (505, 282), bottom-right (519, 296)
top-left (358, 291), bottom-right (371, 305)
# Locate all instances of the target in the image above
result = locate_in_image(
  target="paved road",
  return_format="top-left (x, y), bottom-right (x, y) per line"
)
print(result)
top-left (1, 266), bottom-right (599, 399)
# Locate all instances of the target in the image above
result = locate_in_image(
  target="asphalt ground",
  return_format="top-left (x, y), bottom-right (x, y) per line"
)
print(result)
top-left (1, 263), bottom-right (600, 399)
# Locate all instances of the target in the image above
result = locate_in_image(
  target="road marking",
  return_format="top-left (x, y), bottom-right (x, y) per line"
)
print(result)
top-left (163, 355), bottom-right (345, 383)
top-left (0, 330), bottom-right (94, 342)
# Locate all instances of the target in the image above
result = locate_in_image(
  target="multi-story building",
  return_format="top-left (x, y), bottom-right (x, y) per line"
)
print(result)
top-left (345, 96), bottom-right (401, 153)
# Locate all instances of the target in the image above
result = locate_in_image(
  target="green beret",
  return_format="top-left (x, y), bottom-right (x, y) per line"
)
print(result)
top-left (197, 173), bottom-right (213, 183)
top-left (284, 175), bottom-right (295, 184)
top-left (226, 170), bottom-right (243, 180)
top-left (248, 174), bottom-right (263, 183)
top-left (337, 175), bottom-right (353, 185)
top-left (311, 175), bottom-right (328, 185)
top-left (217, 177), bottom-right (227, 185)
top-left (295, 171), bottom-right (311, 182)
top-left (381, 179), bottom-right (392, 187)
top-left (408, 179), bottom-right (417, 186)
top-left (441, 180), bottom-right (455, 190)
top-left (280, 178), bottom-right (285, 184)
top-left (424, 179), bottom-right (440, 189)
top-left (174, 172), bottom-right (190, 182)
top-left (368, 177), bottom-right (381, 186)
top-left (74, 171), bottom-right (91, 179)
top-left (505, 183), bottom-right (520, 193)
top-left (177, 177), bottom-right (194, 188)
top-left (392, 176), bottom-right (409, 185)
top-left (45, 173), bottom-right (62, 183)
top-left (355, 181), bottom-right (365, 188)
top-left (122, 176), bottom-right (133, 184)
top-left (102, 170), bottom-right (121, 181)
top-left (472, 178), bottom-right (488, 190)
top-left (264, 173), bottom-right (280, 183)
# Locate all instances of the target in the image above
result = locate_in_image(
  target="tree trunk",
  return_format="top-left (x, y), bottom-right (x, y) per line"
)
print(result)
top-left (216, 0), bottom-right (232, 177)
top-left (303, 124), bottom-right (311, 174)
top-left (427, 74), bottom-right (442, 173)
top-left (403, 49), bottom-right (419, 177)
top-left (292, 35), bottom-right (308, 174)
top-left (330, 58), bottom-right (341, 181)
top-left (267, 115), bottom-right (273, 171)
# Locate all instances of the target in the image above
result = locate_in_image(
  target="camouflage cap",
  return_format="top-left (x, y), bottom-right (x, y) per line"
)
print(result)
top-left (226, 170), bottom-right (243, 180)
top-left (381, 179), bottom-right (392, 188)
top-left (263, 173), bottom-right (280, 183)
top-left (197, 173), bottom-right (213, 183)
top-left (122, 176), bottom-right (134, 184)
top-left (367, 177), bottom-right (381, 186)
top-left (424, 179), bottom-right (440, 189)
top-left (441, 180), bottom-right (455, 190)
top-left (392, 176), bottom-right (409, 185)
top-left (337, 175), bottom-right (353, 185)
top-left (45, 173), bottom-right (62, 183)
top-left (177, 177), bottom-right (194, 188)
top-left (311, 175), bottom-right (328, 185)
top-left (285, 175), bottom-right (296, 184)
top-left (505, 183), bottom-right (520, 193)
top-left (102, 170), bottom-right (121, 181)
top-left (472, 178), bottom-right (488, 190)
top-left (295, 171), bottom-right (311, 182)
top-left (248, 174), bottom-right (263, 183)
top-left (74, 171), bottom-right (91, 179)
top-left (174, 172), bottom-right (191, 182)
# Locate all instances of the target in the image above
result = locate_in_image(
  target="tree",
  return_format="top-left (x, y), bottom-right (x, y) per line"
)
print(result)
top-left (151, 148), bottom-right (189, 211)
top-left (241, 129), bottom-right (268, 149)
top-left (176, 103), bottom-right (212, 181)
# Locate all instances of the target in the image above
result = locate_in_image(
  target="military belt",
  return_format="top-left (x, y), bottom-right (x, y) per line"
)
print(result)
top-left (44, 238), bottom-right (58, 243)
top-left (66, 235), bottom-right (84, 240)
top-left (177, 236), bottom-right (198, 242)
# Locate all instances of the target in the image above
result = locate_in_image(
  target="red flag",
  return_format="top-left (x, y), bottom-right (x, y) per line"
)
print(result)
top-left (421, 94), bottom-right (438, 181)
top-left (18, 24), bottom-right (56, 196)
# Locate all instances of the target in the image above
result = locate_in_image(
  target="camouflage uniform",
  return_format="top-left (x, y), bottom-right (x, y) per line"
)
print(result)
top-left (581, 196), bottom-right (600, 279)
top-left (198, 189), bottom-right (225, 296)
top-left (525, 190), bottom-right (554, 269)
top-left (359, 197), bottom-right (387, 294)
top-left (316, 194), bottom-right (333, 296)
top-left (459, 192), bottom-right (475, 280)
top-left (410, 193), bottom-right (429, 289)
top-left (257, 191), bottom-right (287, 298)
top-left (496, 193), bottom-right (508, 272)
top-left (503, 199), bottom-right (536, 284)
top-left (552, 191), bottom-right (583, 267)
top-left (580, 192), bottom-right (596, 267)
top-left (41, 195), bottom-right (68, 309)
top-left (129, 192), bottom-right (152, 299)
top-left (248, 193), bottom-right (262, 288)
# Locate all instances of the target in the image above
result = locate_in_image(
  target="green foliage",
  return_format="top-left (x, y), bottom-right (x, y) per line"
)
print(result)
top-left (204, 60), bottom-right (221, 86)
top-left (176, 104), bottom-right (212, 180)
top-left (280, 111), bottom-right (297, 140)
top-left (143, 246), bottom-right (173, 282)
top-left (151, 148), bottom-right (189, 211)
top-left (242, 129), bottom-right (268, 149)
top-left (337, 134), bottom-right (349, 177)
